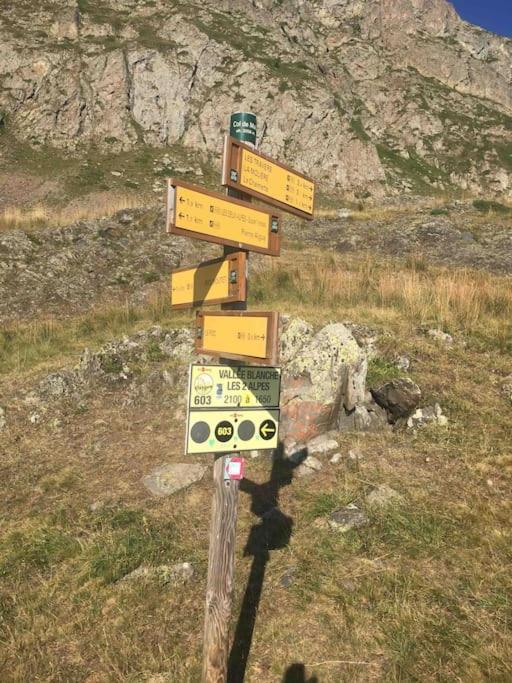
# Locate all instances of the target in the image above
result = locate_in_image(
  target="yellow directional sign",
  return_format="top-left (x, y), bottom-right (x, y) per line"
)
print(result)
top-left (171, 253), bottom-right (247, 309)
top-left (186, 408), bottom-right (280, 454)
top-left (166, 179), bottom-right (281, 256)
top-left (222, 136), bottom-right (315, 219)
top-left (189, 364), bottom-right (281, 409)
top-left (195, 311), bottom-right (279, 365)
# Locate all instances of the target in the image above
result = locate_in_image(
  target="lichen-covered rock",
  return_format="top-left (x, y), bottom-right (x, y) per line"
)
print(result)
top-left (142, 463), bottom-right (206, 497)
top-left (280, 320), bottom-right (368, 441)
top-left (328, 504), bottom-right (369, 533)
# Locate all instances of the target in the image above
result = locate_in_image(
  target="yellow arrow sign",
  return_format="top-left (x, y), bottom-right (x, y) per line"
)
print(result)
top-left (222, 136), bottom-right (315, 219)
top-left (171, 253), bottom-right (247, 309)
top-left (195, 311), bottom-right (279, 365)
top-left (166, 179), bottom-right (281, 256)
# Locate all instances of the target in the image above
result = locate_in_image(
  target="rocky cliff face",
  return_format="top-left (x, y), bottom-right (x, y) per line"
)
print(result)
top-left (0, 0), bottom-right (511, 198)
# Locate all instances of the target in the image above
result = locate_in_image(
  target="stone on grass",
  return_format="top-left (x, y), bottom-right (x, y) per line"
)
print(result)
top-left (394, 355), bottom-right (410, 371)
top-left (0, 406), bottom-right (6, 431)
top-left (280, 566), bottom-right (297, 588)
top-left (329, 452), bottom-right (343, 464)
top-left (338, 403), bottom-right (389, 432)
top-left (366, 484), bottom-right (404, 509)
top-left (501, 375), bottom-right (512, 401)
top-left (407, 403), bottom-right (448, 428)
top-left (306, 432), bottom-right (339, 456)
top-left (121, 562), bottom-right (194, 584)
top-left (296, 455), bottom-right (323, 477)
top-left (371, 378), bottom-right (422, 421)
top-left (427, 328), bottom-right (453, 345)
top-left (328, 504), bottom-right (369, 533)
top-left (143, 463), bottom-right (206, 497)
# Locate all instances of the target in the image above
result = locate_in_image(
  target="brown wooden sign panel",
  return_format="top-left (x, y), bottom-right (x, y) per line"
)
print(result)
top-left (195, 310), bottom-right (280, 366)
top-left (222, 135), bottom-right (315, 220)
top-left (170, 252), bottom-right (247, 310)
top-left (166, 178), bottom-right (281, 256)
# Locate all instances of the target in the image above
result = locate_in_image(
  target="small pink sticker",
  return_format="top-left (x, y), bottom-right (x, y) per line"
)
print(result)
top-left (225, 457), bottom-right (245, 480)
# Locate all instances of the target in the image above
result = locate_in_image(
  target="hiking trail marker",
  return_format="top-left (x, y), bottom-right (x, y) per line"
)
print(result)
top-left (170, 252), bottom-right (247, 309)
top-left (164, 112), bottom-right (315, 683)
top-left (166, 178), bottom-right (281, 256)
top-left (186, 363), bottom-right (281, 455)
top-left (222, 135), bottom-right (315, 219)
top-left (195, 310), bottom-right (279, 365)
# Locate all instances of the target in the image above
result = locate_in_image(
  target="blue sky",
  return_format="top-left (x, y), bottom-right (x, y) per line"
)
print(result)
top-left (451, 0), bottom-right (512, 37)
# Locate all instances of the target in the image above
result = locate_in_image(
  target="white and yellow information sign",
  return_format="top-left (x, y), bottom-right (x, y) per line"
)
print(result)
top-left (167, 179), bottom-right (281, 256)
top-left (186, 408), bottom-right (279, 455)
top-left (189, 364), bottom-right (281, 409)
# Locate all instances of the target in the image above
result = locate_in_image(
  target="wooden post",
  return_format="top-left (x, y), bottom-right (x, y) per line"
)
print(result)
top-left (202, 455), bottom-right (240, 683)
top-left (201, 117), bottom-right (255, 682)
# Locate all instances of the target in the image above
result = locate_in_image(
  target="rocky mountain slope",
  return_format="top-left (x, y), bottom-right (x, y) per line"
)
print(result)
top-left (0, 0), bottom-right (511, 200)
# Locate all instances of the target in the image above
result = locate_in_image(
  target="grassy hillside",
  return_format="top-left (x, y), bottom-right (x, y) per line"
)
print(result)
top-left (1, 246), bottom-right (511, 681)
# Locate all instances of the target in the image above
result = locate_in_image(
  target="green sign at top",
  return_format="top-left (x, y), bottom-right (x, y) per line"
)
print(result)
top-left (230, 112), bottom-right (257, 147)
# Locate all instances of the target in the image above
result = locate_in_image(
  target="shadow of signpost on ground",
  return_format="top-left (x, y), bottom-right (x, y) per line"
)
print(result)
top-left (227, 443), bottom-right (308, 683)
top-left (282, 663), bottom-right (319, 683)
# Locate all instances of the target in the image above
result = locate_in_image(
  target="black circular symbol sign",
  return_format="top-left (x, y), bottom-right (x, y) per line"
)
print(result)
top-left (259, 419), bottom-right (276, 440)
top-left (237, 420), bottom-right (255, 441)
top-left (190, 421), bottom-right (210, 444)
top-left (215, 421), bottom-right (234, 443)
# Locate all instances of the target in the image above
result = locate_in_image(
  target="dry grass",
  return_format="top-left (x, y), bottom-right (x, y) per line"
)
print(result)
top-left (1, 247), bottom-right (511, 681)
top-left (0, 194), bottom-right (145, 231)
top-left (253, 250), bottom-right (512, 351)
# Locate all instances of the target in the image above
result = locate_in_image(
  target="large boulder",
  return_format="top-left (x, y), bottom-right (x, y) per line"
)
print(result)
top-left (280, 319), bottom-right (369, 442)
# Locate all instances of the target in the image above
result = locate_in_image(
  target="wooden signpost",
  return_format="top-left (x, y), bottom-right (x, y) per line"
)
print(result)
top-left (222, 135), bottom-right (315, 219)
top-left (166, 179), bottom-right (281, 256)
top-left (195, 311), bottom-right (280, 365)
top-left (171, 253), bottom-right (247, 309)
top-left (164, 112), bottom-right (316, 682)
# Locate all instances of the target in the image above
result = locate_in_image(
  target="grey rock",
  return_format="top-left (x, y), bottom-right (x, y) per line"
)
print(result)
top-left (394, 355), bottom-right (411, 372)
top-left (280, 566), bottom-right (297, 588)
top-left (279, 317), bottom-right (314, 365)
top-left (142, 463), bottom-right (206, 497)
top-left (366, 484), bottom-right (404, 509)
top-left (338, 403), bottom-right (389, 432)
top-left (296, 455), bottom-right (323, 477)
top-left (329, 452), bottom-right (343, 464)
top-left (407, 403), bottom-right (448, 428)
top-left (501, 375), bottom-right (512, 401)
top-left (371, 378), bottom-right (422, 421)
top-left (427, 329), bottom-right (454, 345)
top-left (306, 433), bottom-right (339, 456)
top-left (328, 504), bottom-right (369, 533)
top-left (281, 321), bottom-right (368, 442)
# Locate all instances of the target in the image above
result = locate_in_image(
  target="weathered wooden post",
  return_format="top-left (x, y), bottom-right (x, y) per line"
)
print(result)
top-left (202, 112), bottom-right (256, 683)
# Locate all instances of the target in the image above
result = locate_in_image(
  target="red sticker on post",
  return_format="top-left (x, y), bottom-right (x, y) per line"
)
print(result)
top-left (224, 457), bottom-right (245, 481)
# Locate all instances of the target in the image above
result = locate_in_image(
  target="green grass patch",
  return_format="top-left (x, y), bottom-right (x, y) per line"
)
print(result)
top-left (472, 199), bottom-right (512, 215)
top-left (366, 357), bottom-right (402, 387)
